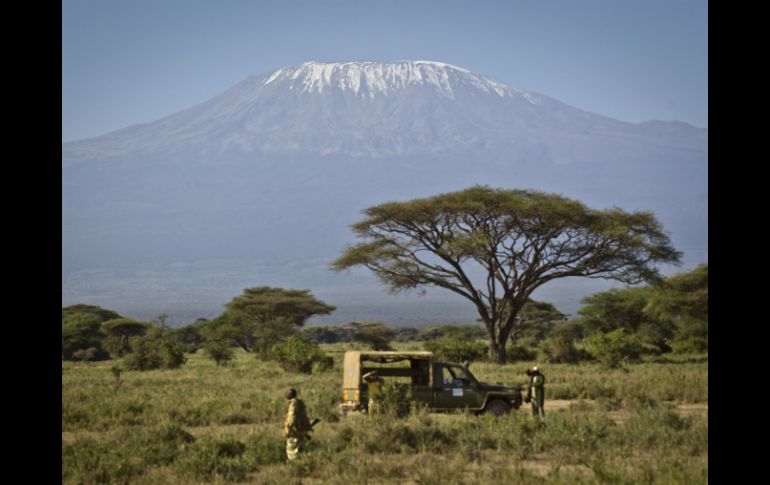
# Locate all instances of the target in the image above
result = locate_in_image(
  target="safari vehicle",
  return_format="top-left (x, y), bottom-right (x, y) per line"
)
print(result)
top-left (340, 351), bottom-right (522, 416)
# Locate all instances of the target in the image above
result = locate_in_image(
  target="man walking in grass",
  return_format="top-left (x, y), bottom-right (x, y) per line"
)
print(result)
top-left (283, 388), bottom-right (312, 460)
top-left (525, 366), bottom-right (546, 420)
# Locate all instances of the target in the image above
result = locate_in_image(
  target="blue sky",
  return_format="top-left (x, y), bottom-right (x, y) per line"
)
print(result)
top-left (62, 0), bottom-right (708, 142)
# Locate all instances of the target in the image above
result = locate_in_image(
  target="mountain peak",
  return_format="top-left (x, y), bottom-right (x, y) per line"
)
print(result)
top-left (262, 60), bottom-right (529, 100)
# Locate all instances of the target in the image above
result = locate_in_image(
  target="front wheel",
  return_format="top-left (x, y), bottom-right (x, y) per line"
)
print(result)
top-left (484, 399), bottom-right (510, 416)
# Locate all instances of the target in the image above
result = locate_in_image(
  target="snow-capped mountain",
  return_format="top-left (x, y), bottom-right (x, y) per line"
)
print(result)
top-left (62, 60), bottom-right (705, 164)
top-left (62, 61), bottom-right (707, 322)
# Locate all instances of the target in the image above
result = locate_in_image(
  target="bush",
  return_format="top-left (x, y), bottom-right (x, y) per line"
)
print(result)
top-left (103, 335), bottom-right (128, 358)
top-left (72, 347), bottom-right (109, 362)
top-left (62, 314), bottom-right (108, 360)
top-left (670, 336), bottom-right (708, 354)
top-left (542, 332), bottom-right (582, 363)
top-left (203, 341), bottom-right (235, 366)
top-left (167, 320), bottom-right (207, 353)
top-left (423, 337), bottom-right (487, 363)
top-left (352, 322), bottom-right (396, 350)
top-left (268, 335), bottom-right (329, 373)
top-left (507, 345), bottom-right (537, 362)
top-left (311, 354), bottom-right (334, 372)
top-left (124, 329), bottom-right (187, 371)
top-left (376, 380), bottom-right (414, 417)
top-left (586, 328), bottom-right (644, 368)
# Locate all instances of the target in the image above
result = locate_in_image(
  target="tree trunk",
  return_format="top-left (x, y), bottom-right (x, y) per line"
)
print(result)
top-left (508, 330), bottom-right (521, 348)
top-left (489, 339), bottom-right (507, 364)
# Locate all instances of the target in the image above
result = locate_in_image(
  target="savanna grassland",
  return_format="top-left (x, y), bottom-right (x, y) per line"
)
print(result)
top-left (62, 344), bottom-right (707, 484)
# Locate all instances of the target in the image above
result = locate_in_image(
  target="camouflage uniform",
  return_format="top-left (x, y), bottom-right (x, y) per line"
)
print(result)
top-left (283, 397), bottom-right (311, 460)
top-left (526, 371), bottom-right (546, 419)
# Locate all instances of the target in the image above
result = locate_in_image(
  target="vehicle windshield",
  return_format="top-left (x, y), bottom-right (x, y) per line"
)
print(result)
top-left (447, 365), bottom-right (478, 384)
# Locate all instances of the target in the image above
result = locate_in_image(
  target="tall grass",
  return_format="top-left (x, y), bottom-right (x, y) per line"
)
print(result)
top-left (62, 346), bottom-right (707, 484)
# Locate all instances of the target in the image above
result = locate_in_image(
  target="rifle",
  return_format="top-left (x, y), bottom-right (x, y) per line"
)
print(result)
top-left (305, 418), bottom-right (321, 440)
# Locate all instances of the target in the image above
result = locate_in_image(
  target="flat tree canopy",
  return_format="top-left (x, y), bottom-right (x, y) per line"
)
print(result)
top-left (333, 186), bottom-right (680, 363)
top-left (225, 287), bottom-right (336, 326)
top-left (209, 287), bottom-right (336, 357)
top-left (62, 304), bottom-right (120, 323)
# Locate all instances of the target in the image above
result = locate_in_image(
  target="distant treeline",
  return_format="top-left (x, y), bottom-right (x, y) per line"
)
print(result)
top-left (62, 264), bottom-right (706, 369)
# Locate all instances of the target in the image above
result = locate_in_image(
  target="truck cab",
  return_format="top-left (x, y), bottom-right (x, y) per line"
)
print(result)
top-left (340, 351), bottom-right (522, 416)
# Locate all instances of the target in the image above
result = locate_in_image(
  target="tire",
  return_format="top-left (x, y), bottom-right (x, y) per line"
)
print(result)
top-left (484, 399), bottom-right (510, 416)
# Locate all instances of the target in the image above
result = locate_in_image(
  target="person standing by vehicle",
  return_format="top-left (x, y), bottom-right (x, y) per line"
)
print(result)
top-left (283, 388), bottom-right (312, 460)
top-left (362, 370), bottom-right (384, 415)
top-left (525, 366), bottom-right (546, 420)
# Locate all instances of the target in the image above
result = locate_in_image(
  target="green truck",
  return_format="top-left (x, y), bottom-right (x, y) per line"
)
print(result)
top-left (340, 350), bottom-right (522, 416)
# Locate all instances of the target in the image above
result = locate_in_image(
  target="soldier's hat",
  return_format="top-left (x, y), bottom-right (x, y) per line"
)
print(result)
top-left (362, 371), bottom-right (379, 380)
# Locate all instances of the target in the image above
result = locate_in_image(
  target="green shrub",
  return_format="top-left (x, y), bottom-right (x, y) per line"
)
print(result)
top-left (203, 341), bottom-right (235, 366)
top-left (586, 328), bottom-right (644, 368)
top-left (423, 337), bottom-right (487, 363)
top-left (72, 347), bottom-right (109, 362)
top-left (311, 354), bottom-right (335, 372)
top-left (507, 344), bottom-right (537, 362)
top-left (124, 328), bottom-right (187, 371)
top-left (376, 380), bottom-right (414, 417)
top-left (352, 321), bottom-right (396, 350)
top-left (542, 332), bottom-right (583, 363)
top-left (268, 335), bottom-right (329, 373)
top-left (103, 335), bottom-right (128, 358)
top-left (62, 314), bottom-right (108, 360)
top-left (670, 336), bottom-right (708, 354)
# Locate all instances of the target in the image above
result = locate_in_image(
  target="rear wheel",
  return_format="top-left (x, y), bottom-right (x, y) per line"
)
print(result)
top-left (484, 399), bottom-right (510, 416)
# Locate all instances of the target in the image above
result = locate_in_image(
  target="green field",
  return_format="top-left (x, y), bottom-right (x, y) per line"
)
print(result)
top-left (62, 344), bottom-right (708, 484)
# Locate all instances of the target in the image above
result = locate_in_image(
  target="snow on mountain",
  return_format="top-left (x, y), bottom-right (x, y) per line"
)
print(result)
top-left (262, 61), bottom-right (525, 99)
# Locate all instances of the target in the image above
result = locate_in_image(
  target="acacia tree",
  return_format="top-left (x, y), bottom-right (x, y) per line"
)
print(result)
top-left (206, 287), bottom-right (336, 358)
top-left (350, 321), bottom-right (396, 350)
top-left (102, 318), bottom-right (150, 357)
top-left (62, 304), bottom-right (120, 322)
top-left (61, 304), bottom-right (121, 360)
top-left (333, 186), bottom-right (680, 363)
